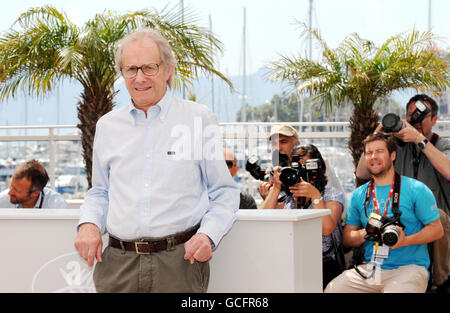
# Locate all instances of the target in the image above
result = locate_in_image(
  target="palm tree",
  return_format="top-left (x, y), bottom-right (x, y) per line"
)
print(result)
top-left (269, 23), bottom-right (450, 185)
top-left (0, 5), bottom-right (231, 186)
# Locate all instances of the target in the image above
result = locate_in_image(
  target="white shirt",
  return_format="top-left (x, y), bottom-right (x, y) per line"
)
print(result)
top-left (79, 91), bottom-right (240, 245)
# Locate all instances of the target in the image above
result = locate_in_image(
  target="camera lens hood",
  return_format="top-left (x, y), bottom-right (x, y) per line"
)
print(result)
top-left (382, 113), bottom-right (403, 133)
top-left (279, 167), bottom-right (300, 187)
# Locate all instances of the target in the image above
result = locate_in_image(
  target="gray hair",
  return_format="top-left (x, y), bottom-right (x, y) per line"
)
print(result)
top-left (115, 28), bottom-right (177, 88)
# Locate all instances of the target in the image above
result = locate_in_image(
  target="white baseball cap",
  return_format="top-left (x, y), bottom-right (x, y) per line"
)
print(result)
top-left (268, 125), bottom-right (299, 140)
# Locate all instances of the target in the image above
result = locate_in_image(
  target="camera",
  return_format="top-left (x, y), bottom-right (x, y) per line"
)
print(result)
top-left (381, 113), bottom-right (403, 133)
top-left (245, 155), bottom-right (271, 182)
top-left (245, 150), bottom-right (292, 203)
top-left (245, 150), bottom-right (289, 182)
top-left (278, 156), bottom-right (326, 208)
top-left (381, 100), bottom-right (431, 133)
top-left (279, 155), bottom-right (326, 192)
top-left (408, 100), bottom-right (430, 125)
top-left (365, 212), bottom-right (405, 247)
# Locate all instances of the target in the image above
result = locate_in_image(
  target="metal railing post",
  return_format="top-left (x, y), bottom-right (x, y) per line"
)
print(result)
top-left (48, 127), bottom-right (56, 190)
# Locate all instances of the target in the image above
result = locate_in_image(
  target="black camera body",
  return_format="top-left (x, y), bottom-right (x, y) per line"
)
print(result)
top-left (381, 100), bottom-right (431, 133)
top-left (279, 157), bottom-right (324, 190)
top-left (245, 155), bottom-right (271, 182)
top-left (246, 150), bottom-right (326, 206)
top-left (278, 156), bottom-right (326, 208)
top-left (365, 212), bottom-right (405, 247)
top-left (408, 100), bottom-right (431, 125)
top-left (245, 150), bottom-right (290, 182)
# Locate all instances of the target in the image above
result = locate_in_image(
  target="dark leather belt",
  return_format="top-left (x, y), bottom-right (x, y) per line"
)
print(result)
top-left (109, 224), bottom-right (199, 254)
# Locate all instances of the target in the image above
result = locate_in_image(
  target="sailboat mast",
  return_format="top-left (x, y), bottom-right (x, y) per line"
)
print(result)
top-left (209, 14), bottom-right (215, 114)
top-left (241, 7), bottom-right (247, 122)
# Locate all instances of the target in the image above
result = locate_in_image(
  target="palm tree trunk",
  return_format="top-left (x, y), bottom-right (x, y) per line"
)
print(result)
top-left (347, 107), bottom-right (379, 187)
top-left (77, 80), bottom-right (116, 188)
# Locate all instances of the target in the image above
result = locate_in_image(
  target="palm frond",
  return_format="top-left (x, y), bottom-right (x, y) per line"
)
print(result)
top-left (268, 24), bottom-right (450, 113)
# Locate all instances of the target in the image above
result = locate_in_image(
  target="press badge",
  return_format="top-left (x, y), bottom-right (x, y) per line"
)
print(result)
top-left (377, 245), bottom-right (390, 258)
top-left (372, 244), bottom-right (389, 260)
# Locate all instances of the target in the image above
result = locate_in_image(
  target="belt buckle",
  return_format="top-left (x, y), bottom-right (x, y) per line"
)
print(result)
top-left (166, 235), bottom-right (176, 251)
top-left (135, 240), bottom-right (150, 254)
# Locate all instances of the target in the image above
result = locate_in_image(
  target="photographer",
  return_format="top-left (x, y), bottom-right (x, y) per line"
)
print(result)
top-left (357, 94), bottom-right (450, 214)
top-left (257, 124), bottom-right (344, 207)
top-left (261, 144), bottom-right (346, 289)
top-left (326, 132), bottom-right (443, 293)
top-left (356, 94), bottom-right (450, 291)
top-left (0, 159), bottom-right (68, 209)
top-left (257, 125), bottom-right (300, 207)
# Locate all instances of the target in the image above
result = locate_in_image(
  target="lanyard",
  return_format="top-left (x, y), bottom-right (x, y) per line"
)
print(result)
top-left (37, 191), bottom-right (44, 209)
top-left (364, 172), bottom-right (401, 218)
top-left (371, 176), bottom-right (395, 217)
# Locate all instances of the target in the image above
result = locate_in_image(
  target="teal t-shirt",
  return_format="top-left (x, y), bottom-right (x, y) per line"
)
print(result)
top-left (346, 176), bottom-right (439, 270)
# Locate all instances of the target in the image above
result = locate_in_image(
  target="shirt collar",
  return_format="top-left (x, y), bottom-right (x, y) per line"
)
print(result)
top-left (127, 90), bottom-right (172, 125)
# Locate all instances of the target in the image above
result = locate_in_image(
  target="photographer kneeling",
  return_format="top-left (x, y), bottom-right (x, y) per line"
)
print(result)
top-left (325, 132), bottom-right (443, 293)
top-left (261, 144), bottom-right (345, 289)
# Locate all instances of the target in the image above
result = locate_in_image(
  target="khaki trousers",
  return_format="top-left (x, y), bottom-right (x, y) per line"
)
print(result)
top-left (93, 243), bottom-right (210, 293)
top-left (324, 264), bottom-right (428, 293)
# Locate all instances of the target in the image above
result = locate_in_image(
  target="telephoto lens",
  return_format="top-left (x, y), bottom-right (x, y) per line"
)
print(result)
top-left (381, 113), bottom-right (403, 133)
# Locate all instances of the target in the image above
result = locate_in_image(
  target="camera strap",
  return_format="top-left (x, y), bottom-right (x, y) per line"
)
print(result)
top-left (427, 133), bottom-right (450, 211)
top-left (357, 173), bottom-right (401, 281)
top-left (364, 172), bottom-right (401, 218)
top-left (430, 132), bottom-right (439, 146)
top-left (412, 132), bottom-right (439, 179)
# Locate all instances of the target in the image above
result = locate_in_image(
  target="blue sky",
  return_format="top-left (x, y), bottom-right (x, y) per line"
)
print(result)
top-left (0, 0), bottom-right (449, 125)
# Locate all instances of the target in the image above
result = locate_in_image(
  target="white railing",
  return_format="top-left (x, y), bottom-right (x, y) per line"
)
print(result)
top-left (0, 125), bottom-right (80, 190)
top-left (0, 121), bottom-right (449, 199)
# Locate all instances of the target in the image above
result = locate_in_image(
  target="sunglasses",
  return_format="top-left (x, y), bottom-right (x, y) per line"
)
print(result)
top-left (225, 160), bottom-right (235, 168)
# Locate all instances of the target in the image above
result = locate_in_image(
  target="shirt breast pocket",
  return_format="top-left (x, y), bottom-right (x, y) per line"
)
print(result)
top-left (162, 153), bottom-right (201, 192)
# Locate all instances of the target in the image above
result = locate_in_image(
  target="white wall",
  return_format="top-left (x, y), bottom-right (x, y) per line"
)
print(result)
top-left (0, 209), bottom-right (328, 293)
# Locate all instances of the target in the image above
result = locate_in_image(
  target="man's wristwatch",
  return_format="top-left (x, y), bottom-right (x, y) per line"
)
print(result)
top-left (312, 196), bottom-right (323, 205)
top-left (417, 138), bottom-right (429, 150)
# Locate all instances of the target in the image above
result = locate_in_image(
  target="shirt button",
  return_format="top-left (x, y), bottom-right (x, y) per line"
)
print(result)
top-left (144, 184), bottom-right (149, 188)
top-left (146, 154), bottom-right (150, 158)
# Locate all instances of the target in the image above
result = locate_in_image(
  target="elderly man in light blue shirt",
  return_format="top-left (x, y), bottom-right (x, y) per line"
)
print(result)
top-left (74, 29), bottom-right (240, 293)
top-left (0, 160), bottom-right (68, 209)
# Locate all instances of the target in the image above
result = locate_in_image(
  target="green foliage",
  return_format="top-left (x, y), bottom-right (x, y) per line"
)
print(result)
top-left (237, 92), bottom-right (403, 123)
top-left (268, 23), bottom-right (450, 177)
top-left (0, 4), bottom-right (231, 100)
top-left (268, 22), bottom-right (450, 113)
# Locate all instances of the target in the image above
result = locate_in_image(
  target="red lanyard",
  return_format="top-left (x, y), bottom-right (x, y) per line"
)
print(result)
top-left (371, 176), bottom-right (395, 217)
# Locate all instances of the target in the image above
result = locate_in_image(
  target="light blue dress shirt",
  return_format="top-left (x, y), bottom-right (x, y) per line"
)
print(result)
top-left (0, 187), bottom-right (68, 208)
top-left (79, 91), bottom-right (240, 245)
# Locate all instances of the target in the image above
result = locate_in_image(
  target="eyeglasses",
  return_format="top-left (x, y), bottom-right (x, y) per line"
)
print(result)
top-left (120, 62), bottom-right (162, 79)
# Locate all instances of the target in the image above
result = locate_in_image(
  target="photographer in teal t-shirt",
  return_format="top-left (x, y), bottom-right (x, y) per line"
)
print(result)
top-left (325, 132), bottom-right (443, 293)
